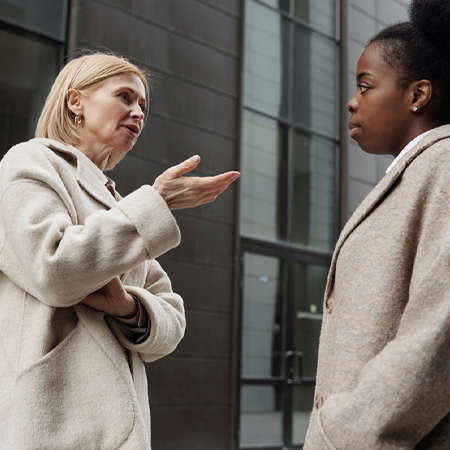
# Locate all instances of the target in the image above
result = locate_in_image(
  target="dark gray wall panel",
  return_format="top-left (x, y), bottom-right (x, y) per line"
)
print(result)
top-left (134, 114), bottom-right (236, 174)
top-left (176, 310), bottom-right (231, 358)
top-left (158, 259), bottom-right (233, 313)
top-left (151, 406), bottom-right (229, 450)
top-left (98, 0), bottom-right (133, 12)
top-left (76, 1), bottom-right (238, 95)
top-left (149, 74), bottom-right (236, 138)
top-left (168, 214), bottom-right (234, 267)
top-left (133, 0), bottom-right (239, 55)
top-left (147, 358), bottom-right (230, 406)
top-left (111, 154), bottom-right (161, 195)
top-left (199, 0), bottom-right (241, 17)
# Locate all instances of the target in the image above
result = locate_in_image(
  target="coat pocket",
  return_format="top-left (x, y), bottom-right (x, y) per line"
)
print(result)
top-left (10, 324), bottom-right (135, 450)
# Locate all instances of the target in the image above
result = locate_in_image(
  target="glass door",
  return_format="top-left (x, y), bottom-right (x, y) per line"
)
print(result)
top-left (238, 250), bottom-right (329, 449)
top-left (240, 252), bottom-right (286, 448)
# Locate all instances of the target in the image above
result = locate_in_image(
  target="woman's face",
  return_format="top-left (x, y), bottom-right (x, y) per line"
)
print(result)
top-left (346, 43), bottom-right (412, 156)
top-left (75, 72), bottom-right (146, 170)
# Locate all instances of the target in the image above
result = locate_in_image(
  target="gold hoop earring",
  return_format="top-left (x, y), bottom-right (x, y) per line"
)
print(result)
top-left (75, 113), bottom-right (82, 125)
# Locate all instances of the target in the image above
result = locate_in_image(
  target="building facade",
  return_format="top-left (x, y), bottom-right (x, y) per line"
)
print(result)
top-left (0, 0), bottom-right (409, 448)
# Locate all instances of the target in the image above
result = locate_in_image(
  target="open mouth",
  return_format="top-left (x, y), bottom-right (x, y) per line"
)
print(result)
top-left (122, 124), bottom-right (139, 137)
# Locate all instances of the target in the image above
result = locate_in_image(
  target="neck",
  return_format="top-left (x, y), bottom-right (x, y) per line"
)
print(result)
top-left (75, 138), bottom-right (112, 171)
top-left (391, 118), bottom-right (438, 157)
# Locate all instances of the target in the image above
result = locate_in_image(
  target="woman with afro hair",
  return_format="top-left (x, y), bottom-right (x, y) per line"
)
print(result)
top-left (304, 0), bottom-right (449, 448)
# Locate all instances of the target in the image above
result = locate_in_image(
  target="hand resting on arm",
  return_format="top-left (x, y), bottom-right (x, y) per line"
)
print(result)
top-left (82, 277), bottom-right (138, 322)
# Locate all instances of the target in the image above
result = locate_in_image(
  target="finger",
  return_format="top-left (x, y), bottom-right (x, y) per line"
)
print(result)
top-left (165, 155), bottom-right (201, 179)
top-left (209, 171), bottom-right (240, 185)
top-left (188, 171), bottom-right (239, 189)
top-left (214, 170), bottom-right (240, 180)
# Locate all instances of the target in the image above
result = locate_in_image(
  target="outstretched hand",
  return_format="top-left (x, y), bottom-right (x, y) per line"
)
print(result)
top-left (152, 155), bottom-right (240, 210)
top-left (81, 277), bottom-right (138, 321)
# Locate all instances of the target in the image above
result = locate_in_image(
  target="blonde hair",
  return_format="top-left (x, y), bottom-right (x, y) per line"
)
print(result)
top-left (35, 52), bottom-right (149, 146)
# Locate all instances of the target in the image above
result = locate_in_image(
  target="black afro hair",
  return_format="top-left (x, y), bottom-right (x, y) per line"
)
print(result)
top-left (409, 0), bottom-right (450, 55)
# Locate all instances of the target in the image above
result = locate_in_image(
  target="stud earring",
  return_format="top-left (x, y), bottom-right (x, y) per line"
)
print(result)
top-left (75, 113), bottom-right (82, 125)
top-left (412, 106), bottom-right (418, 112)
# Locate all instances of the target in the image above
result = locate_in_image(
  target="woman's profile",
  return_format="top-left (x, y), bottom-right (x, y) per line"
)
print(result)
top-left (304, 0), bottom-right (449, 448)
top-left (0, 53), bottom-right (239, 449)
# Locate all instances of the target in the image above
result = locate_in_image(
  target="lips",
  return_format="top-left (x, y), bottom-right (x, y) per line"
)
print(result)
top-left (349, 121), bottom-right (362, 139)
top-left (122, 123), bottom-right (140, 138)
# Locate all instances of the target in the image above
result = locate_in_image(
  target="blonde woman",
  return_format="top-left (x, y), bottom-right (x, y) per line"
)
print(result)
top-left (0, 53), bottom-right (239, 449)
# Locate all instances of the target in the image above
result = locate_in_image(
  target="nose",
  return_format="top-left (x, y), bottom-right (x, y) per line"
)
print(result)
top-left (346, 93), bottom-right (358, 114)
top-left (131, 103), bottom-right (145, 121)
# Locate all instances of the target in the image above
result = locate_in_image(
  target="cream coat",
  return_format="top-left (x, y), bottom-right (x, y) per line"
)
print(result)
top-left (0, 138), bottom-right (185, 449)
top-left (304, 126), bottom-right (450, 449)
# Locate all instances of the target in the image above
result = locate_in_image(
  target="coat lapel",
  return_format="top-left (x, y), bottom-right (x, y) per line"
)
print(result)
top-left (324, 125), bottom-right (450, 299)
top-left (33, 138), bottom-right (117, 210)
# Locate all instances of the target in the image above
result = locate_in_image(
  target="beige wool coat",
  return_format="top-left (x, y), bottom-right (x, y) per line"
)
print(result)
top-left (304, 125), bottom-right (450, 449)
top-left (0, 138), bottom-right (186, 449)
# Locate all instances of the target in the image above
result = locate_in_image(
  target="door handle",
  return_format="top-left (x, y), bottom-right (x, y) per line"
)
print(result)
top-left (285, 350), bottom-right (304, 380)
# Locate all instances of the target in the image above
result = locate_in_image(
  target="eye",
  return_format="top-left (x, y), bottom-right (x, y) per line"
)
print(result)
top-left (358, 84), bottom-right (370, 94)
top-left (119, 92), bottom-right (131, 103)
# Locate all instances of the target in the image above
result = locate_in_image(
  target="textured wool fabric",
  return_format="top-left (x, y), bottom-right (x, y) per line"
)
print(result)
top-left (304, 126), bottom-right (450, 449)
top-left (0, 138), bottom-right (185, 449)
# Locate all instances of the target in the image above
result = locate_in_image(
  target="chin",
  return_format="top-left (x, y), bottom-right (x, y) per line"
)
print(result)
top-left (104, 150), bottom-right (128, 171)
top-left (359, 144), bottom-right (389, 156)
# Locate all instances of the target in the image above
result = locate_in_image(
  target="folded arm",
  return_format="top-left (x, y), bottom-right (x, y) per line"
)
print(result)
top-left (106, 259), bottom-right (185, 362)
top-left (0, 180), bottom-right (180, 307)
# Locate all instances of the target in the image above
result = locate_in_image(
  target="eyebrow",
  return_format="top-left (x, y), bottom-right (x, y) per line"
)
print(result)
top-left (356, 72), bottom-right (374, 81)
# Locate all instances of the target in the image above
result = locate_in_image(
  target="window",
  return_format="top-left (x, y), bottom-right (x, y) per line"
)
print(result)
top-left (238, 1), bottom-right (340, 448)
top-left (0, 0), bottom-right (67, 157)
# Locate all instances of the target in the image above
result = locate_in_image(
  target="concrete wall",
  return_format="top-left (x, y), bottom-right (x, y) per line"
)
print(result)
top-left (341, 0), bottom-right (409, 222)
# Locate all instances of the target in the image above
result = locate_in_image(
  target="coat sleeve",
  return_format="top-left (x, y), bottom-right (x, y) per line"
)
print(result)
top-left (304, 163), bottom-right (450, 449)
top-left (106, 259), bottom-right (186, 362)
top-left (0, 178), bottom-right (180, 308)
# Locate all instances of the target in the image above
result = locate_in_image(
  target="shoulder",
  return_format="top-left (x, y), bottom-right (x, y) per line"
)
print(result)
top-left (0, 138), bottom-right (77, 188)
top-left (421, 135), bottom-right (450, 167)
top-left (407, 129), bottom-right (449, 187)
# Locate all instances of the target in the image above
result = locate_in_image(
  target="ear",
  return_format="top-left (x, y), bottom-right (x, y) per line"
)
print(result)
top-left (66, 89), bottom-right (83, 115)
top-left (409, 79), bottom-right (432, 112)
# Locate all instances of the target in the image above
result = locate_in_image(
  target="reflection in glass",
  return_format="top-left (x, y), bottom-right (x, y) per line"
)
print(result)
top-left (244, 0), bottom-right (289, 118)
top-left (290, 131), bottom-right (336, 252)
top-left (294, 0), bottom-right (336, 37)
top-left (0, 0), bottom-right (68, 41)
top-left (293, 262), bottom-right (327, 378)
top-left (0, 29), bottom-right (59, 157)
top-left (292, 385), bottom-right (315, 444)
top-left (240, 111), bottom-right (284, 242)
top-left (241, 253), bottom-right (284, 378)
top-left (240, 385), bottom-right (283, 447)
top-left (293, 24), bottom-right (338, 138)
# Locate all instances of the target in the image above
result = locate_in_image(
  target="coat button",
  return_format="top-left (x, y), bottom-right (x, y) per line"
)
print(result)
top-left (314, 393), bottom-right (324, 409)
top-left (326, 295), bottom-right (334, 313)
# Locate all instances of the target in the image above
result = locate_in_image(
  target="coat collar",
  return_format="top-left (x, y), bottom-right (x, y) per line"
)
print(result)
top-left (31, 138), bottom-right (117, 209)
top-left (324, 124), bottom-right (450, 299)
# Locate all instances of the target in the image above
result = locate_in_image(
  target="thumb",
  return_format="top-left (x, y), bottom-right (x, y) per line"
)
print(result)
top-left (165, 155), bottom-right (201, 178)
